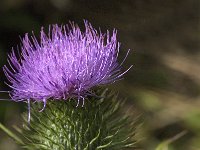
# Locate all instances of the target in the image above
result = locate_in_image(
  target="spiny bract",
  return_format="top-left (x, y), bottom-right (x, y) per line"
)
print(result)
top-left (19, 89), bottom-right (137, 150)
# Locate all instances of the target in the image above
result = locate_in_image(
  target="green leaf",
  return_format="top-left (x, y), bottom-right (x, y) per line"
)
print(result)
top-left (0, 123), bottom-right (24, 145)
top-left (155, 131), bottom-right (187, 150)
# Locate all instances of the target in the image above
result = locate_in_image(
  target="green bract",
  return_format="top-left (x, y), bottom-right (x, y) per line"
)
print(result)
top-left (15, 89), bottom-right (137, 150)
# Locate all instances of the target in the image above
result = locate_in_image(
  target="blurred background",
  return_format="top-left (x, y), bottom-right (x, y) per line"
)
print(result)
top-left (0, 0), bottom-right (199, 149)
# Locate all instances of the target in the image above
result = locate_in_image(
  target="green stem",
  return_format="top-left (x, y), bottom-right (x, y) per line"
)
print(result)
top-left (0, 123), bottom-right (24, 145)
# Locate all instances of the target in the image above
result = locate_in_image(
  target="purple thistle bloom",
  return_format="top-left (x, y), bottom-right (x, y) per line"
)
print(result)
top-left (4, 21), bottom-right (131, 105)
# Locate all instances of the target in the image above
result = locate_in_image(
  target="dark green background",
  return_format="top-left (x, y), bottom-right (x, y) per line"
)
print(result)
top-left (0, 0), bottom-right (199, 149)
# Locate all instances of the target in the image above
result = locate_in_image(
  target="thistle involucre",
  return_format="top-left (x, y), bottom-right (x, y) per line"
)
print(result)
top-left (4, 21), bottom-right (130, 104)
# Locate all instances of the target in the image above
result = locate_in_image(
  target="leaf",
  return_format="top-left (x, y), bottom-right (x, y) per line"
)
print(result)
top-left (155, 131), bottom-right (187, 150)
top-left (0, 123), bottom-right (24, 145)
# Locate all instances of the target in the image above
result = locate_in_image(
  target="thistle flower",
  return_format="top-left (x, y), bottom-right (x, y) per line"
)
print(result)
top-left (4, 21), bottom-right (131, 105)
top-left (1, 21), bottom-right (137, 149)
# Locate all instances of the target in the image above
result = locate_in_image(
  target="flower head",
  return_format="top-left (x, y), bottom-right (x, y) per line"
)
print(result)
top-left (4, 21), bottom-right (131, 103)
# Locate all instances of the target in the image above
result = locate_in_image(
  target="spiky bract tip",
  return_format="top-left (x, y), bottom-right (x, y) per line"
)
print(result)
top-left (16, 89), bottom-right (138, 150)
